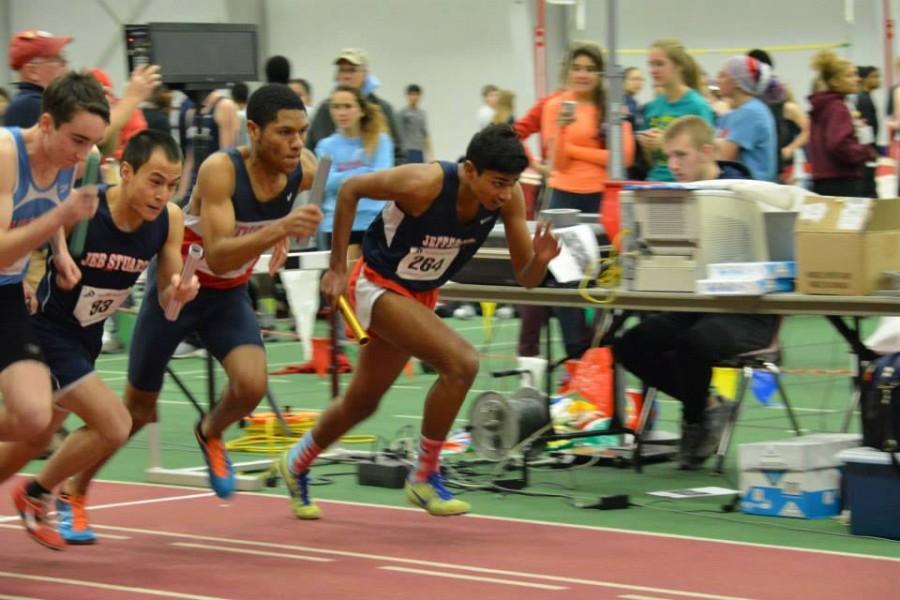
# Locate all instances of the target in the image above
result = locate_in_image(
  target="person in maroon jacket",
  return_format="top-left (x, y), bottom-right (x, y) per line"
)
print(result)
top-left (807, 50), bottom-right (877, 197)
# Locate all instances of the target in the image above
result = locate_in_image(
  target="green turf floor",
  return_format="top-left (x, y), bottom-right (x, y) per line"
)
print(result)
top-left (29, 313), bottom-right (900, 559)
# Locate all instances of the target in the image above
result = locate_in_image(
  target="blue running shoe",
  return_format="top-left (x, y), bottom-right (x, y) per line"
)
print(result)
top-left (405, 472), bottom-right (470, 516)
top-left (195, 421), bottom-right (235, 499)
top-left (276, 452), bottom-right (321, 519)
top-left (57, 493), bottom-right (96, 545)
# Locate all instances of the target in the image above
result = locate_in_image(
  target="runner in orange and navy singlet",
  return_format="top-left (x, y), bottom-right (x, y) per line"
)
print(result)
top-left (279, 125), bottom-right (561, 521)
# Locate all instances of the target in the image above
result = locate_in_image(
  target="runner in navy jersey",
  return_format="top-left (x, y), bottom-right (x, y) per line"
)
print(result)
top-left (279, 124), bottom-right (560, 519)
top-left (0, 73), bottom-right (108, 449)
top-left (0, 130), bottom-right (198, 550)
top-left (64, 85), bottom-right (322, 518)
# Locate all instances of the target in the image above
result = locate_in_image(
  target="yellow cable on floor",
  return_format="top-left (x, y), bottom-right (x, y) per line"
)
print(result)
top-left (225, 411), bottom-right (377, 454)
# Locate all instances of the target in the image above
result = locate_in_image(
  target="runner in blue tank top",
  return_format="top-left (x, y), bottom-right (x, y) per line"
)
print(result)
top-left (0, 73), bottom-right (108, 458)
top-left (0, 131), bottom-right (199, 551)
top-left (279, 125), bottom-right (561, 519)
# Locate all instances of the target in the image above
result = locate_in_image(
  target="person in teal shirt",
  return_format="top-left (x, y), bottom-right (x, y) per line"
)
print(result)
top-left (638, 38), bottom-right (715, 181)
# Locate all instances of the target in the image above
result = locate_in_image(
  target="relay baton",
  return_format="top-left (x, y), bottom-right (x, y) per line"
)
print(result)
top-left (291, 155), bottom-right (332, 247)
top-left (164, 243), bottom-right (204, 321)
top-left (67, 153), bottom-right (101, 259)
top-left (303, 154), bottom-right (332, 209)
top-left (337, 295), bottom-right (369, 346)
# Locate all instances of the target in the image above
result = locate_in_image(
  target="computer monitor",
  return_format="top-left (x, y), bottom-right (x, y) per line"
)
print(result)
top-left (125, 23), bottom-right (258, 89)
top-left (621, 188), bottom-right (770, 292)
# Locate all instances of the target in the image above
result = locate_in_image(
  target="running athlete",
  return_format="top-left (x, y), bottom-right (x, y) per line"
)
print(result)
top-left (0, 72), bottom-right (108, 443)
top-left (65, 85), bottom-right (322, 516)
top-left (279, 124), bottom-right (560, 519)
top-left (0, 130), bottom-right (198, 550)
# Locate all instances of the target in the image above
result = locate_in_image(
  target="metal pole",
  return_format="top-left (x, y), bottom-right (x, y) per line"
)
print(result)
top-left (605, 0), bottom-right (624, 181)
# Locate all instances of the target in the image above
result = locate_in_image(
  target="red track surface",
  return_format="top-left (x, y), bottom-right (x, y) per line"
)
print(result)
top-left (0, 479), bottom-right (897, 599)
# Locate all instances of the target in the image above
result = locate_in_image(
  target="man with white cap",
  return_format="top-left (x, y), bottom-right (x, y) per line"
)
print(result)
top-left (6, 30), bottom-right (72, 128)
top-left (306, 48), bottom-right (403, 164)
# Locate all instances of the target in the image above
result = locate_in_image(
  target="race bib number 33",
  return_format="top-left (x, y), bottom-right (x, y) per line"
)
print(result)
top-left (396, 246), bottom-right (459, 281)
top-left (73, 285), bottom-right (130, 327)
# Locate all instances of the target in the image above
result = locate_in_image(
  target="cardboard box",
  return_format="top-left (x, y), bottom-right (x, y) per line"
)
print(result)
top-left (740, 468), bottom-right (841, 518)
top-left (838, 447), bottom-right (900, 540)
top-left (696, 276), bottom-right (793, 296)
top-left (738, 434), bottom-right (861, 519)
top-left (795, 197), bottom-right (900, 295)
top-left (738, 433), bottom-right (861, 471)
top-left (707, 261), bottom-right (796, 280)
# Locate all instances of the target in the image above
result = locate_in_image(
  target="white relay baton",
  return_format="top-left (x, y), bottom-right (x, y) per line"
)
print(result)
top-left (164, 243), bottom-right (204, 321)
top-left (293, 155), bottom-right (332, 247)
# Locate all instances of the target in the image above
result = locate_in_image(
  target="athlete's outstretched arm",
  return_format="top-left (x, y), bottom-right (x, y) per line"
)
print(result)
top-left (156, 204), bottom-right (199, 309)
top-left (322, 163), bottom-right (440, 305)
top-left (0, 138), bottom-right (98, 269)
top-left (501, 184), bottom-right (559, 289)
top-left (197, 153), bottom-right (321, 274)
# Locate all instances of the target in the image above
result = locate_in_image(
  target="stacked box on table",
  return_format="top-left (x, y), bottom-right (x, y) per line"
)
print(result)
top-left (697, 261), bottom-right (796, 296)
top-left (739, 433), bottom-right (861, 519)
top-left (838, 447), bottom-right (900, 540)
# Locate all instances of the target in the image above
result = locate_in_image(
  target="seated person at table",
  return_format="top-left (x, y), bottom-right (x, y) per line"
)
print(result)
top-left (613, 116), bottom-right (776, 470)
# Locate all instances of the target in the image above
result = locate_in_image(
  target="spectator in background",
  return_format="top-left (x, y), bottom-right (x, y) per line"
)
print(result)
top-left (714, 56), bottom-right (780, 181)
top-left (306, 48), bottom-right (403, 165)
top-left (0, 87), bottom-right (9, 125)
top-left (639, 38), bottom-right (714, 181)
top-left (491, 89), bottom-right (516, 125)
top-left (289, 78), bottom-right (313, 108)
top-left (539, 42), bottom-right (634, 361)
top-left (615, 115), bottom-right (772, 471)
top-left (175, 89), bottom-right (239, 201)
top-left (397, 84), bottom-right (432, 163)
top-left (315, 85), bottom-right (394, 370)
top-left (265, 55), bottom-right (291, 85)
top-left (5, 30), bottom-right (71, 128)
top-left (623, 67), bottom-right (645, 130)
top-left (856, 66), bottom-right (881, 197)
top-left (142, 85), bottom-right (174, 136)
top-left (542, 42), bottom-right (634, 214)
top-left (317, 86), bottom-right (393, 247)
top-left (807, 50), bottom-right (875, 197)
top-left (232, 82), bottom-right (250, 147)
top-left (476, 84), bottom-right (499, 130)
top-left (89, 66), bottom-right (159, 160)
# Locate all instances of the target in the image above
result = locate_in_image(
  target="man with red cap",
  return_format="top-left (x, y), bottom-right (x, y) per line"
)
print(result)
top-left (6, 30), bottom-right (71, 128)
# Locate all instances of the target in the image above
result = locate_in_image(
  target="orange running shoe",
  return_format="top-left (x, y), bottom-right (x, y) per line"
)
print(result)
top-left (194, 421), bottom-right (235, 498)
top-left (12, 481), bottom-right (65, 551)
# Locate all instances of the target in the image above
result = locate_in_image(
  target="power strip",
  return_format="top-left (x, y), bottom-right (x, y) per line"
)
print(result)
top-left (357, 457), bottom-right (410, 489)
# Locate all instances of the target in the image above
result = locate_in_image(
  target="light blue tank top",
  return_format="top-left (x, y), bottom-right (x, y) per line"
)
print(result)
top-left (0, 127), bottom-right (76, 285)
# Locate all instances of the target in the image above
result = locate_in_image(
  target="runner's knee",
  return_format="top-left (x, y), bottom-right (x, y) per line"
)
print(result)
top-left (435, 343), bottom-right (479, 387)
top-left (8, 403), bottom-right (53, 440)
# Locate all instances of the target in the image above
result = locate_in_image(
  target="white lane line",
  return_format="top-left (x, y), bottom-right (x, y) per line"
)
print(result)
top-left (88, 480), bottom-right (900, 565)
top-left (620, 595), bottom-right (676, 600)
top-left (379, 565), bottom-right (566, 590)
top-left (0, 491), bottom-right (213, 523)
top-left (0, 594), bottom-right (41, 600)
top-left (89, 524), bottom-right (748, 599)
top-left (0, 572), bottom-right (228, 600)
top-left (0, 523), bottom-right (130, 540)
top-left (171, 542), bottom-right (333, 562)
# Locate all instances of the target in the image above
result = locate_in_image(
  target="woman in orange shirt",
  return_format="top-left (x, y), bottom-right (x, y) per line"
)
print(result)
top-left (542, 43), bottom-right (635, 214)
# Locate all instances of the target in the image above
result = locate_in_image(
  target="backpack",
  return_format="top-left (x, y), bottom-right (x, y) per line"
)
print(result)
top-left (860, 353), bottom-right (900, 472)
